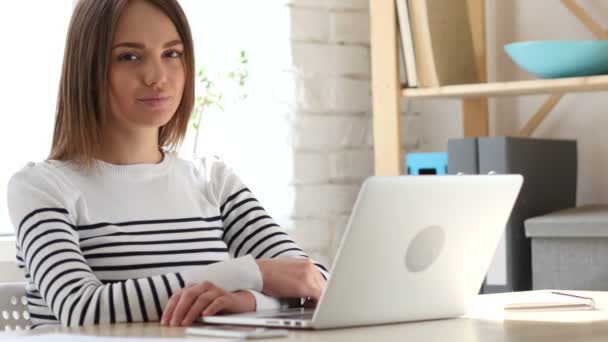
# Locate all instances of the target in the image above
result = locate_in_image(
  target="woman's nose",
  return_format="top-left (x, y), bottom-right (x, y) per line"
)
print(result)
top-left (143, 57), bottom-right (167, 88)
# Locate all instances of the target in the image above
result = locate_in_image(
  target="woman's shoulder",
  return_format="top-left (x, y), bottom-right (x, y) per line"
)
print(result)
top-left (174, 154), bottom-right (233, 180)
top-left (7, 160), bottom-right (81, 234)
top-left (8, 159), bottom-right (78, 198)
top-left (171, 154), bottom-right (238, 207)
top-left (9, 159), bottom-right (66, 182)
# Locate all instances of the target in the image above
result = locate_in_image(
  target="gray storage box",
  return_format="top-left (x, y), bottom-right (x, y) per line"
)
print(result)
top-left (525, 205), bottom-right (608, 290)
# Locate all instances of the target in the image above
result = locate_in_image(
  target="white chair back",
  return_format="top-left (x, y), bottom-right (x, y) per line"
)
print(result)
top-left (0, 282), bottom-right (31, 331)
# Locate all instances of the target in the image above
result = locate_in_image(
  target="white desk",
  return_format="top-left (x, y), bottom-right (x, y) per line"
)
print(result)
top-left (7, 291), bottom-right (608, 341)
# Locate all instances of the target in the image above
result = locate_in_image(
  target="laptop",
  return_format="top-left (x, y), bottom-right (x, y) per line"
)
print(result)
top-left (202, 175), bottom-right (523, 329)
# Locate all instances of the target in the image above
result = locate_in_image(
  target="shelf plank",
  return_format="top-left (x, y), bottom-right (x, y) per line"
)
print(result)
top-left (370, 0), bottom-right (403, 176)
top-left (463, 0), bottom-right (489, 137)
top-left (402, 75), bottom-right (608, 99)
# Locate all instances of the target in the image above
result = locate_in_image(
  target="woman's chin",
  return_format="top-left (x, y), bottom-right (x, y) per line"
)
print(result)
top-left (131, 106), bottom-right (178, 127)
top-left (131, 113), bottom-right (176, 128)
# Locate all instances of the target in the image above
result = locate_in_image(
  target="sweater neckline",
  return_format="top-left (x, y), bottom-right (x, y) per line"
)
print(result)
top-left (93, 152), bottom-right (174, 178)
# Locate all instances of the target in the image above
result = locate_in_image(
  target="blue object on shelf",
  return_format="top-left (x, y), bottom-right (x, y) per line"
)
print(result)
top-left (504, 40), bottom-right (608, 78)
top-left (406, 152), bottom-right (448, 175)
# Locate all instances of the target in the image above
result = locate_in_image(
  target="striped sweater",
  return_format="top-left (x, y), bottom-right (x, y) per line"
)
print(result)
top-left (6, 153), bottom-right (327, 327)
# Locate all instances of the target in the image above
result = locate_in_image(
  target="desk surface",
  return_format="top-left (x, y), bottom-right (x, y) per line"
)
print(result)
top-left (7, 291), bottom-right (608, 342)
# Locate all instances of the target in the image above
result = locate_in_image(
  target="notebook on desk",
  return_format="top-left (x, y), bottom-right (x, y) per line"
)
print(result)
top-left (503, 291), bottom-right (596, 311)
top-left (201, 175), bottom-right (523, 329)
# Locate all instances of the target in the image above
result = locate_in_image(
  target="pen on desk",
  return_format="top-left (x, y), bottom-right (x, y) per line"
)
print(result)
top-left (550, 291), bottom-right (593, 301)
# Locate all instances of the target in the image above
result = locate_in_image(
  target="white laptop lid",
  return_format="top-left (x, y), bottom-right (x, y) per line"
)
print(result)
top-left (310, 175), bottom-right (523, 328)
top-left (201, 175), bottom-right (523, 329)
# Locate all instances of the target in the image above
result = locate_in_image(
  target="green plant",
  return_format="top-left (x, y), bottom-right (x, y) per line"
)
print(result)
top-left (190, 49), bottom-right (249, 158)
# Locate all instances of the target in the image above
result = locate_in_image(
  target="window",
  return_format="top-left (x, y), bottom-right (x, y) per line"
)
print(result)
top-left (1, 1), bottom-right (73, 235)
top-left (1, 1), bottom-right (291, 235)
top-left (178, 1), bottom-right (293, 226)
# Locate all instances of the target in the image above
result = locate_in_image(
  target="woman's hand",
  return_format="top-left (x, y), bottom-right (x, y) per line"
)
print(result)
top-left (160, 282), bottom-right (256, 326)
top-left (256, 258), bottom-right (326, 302)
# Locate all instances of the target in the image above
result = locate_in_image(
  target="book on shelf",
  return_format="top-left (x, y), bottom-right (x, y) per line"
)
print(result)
top-left (395, 0), bottom-right (418, 88)
top-left (407, 0), bottom-right (478, 87)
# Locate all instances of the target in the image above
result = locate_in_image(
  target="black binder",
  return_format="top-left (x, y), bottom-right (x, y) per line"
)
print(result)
top-left (448, 136), bottom-right (577, 293)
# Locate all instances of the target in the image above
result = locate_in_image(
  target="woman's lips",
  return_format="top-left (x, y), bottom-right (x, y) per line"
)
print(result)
top-left (137, 96), bottom-right (170, 108)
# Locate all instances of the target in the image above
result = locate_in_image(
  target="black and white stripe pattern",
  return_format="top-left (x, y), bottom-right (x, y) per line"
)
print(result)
top-left (15, 208), bottom-right (207, 327)
top-left (7, 156), bottom-right (328, 327)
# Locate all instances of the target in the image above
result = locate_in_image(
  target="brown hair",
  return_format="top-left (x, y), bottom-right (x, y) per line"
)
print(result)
top-left (49, 0), bottom-right (195, 167)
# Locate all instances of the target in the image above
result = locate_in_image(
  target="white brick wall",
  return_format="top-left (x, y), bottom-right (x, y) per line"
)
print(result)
top-left (292, 184), bottom-right (360, 218)
top-left (291, 114), bottom-right (372, 151)
top-left (292, 151), bottom-right (330, 184)
top-left (293, 77), bottom-right (371, 113)
top-left (289, 8), bottom-right (329, 42)
top-left (330, 10), bottom-right (370, 44)
top-left (285, 218), bottom-right (332, 251)
top-left (292, 43), bottom-right (370, 76)
top-left (285, 1), bottom-right (371, 263)
top-left (328, 214), bottom-right (350, 260)
top-left (329, 149), bottom-right (374, 182)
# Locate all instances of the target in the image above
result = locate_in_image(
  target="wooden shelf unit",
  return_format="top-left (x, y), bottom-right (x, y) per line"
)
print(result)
top-left (402, 75), bottom-right (608, 99)
top-left (370, 0), bottom-right (608, 176)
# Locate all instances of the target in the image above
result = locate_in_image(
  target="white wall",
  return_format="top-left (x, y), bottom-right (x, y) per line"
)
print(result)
top-left (285, 0), bottom-right (372, 266)
top-left (0, 1), bottom-right (73, 236)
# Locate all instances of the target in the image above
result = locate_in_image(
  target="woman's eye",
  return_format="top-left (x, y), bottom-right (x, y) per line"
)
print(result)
top-left (118, 53), bottom-right (139, 62)
top-left (165, 50), bottom-right (183, 58)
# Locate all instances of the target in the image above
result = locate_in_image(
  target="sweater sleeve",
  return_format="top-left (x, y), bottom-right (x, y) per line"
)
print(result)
top-left (202, 157), bottom-right (329, 308)
top-left (7, 165), bottom-right (263, 327)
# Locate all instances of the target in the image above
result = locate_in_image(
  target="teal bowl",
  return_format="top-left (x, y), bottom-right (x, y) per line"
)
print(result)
top-left (504, 40), bottom-right (608, 78)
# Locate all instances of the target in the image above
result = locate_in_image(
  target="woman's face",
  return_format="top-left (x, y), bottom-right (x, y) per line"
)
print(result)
top-left (108, 0), bottom-right (185, 132)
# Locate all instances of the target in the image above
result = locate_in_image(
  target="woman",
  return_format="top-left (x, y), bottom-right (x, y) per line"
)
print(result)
top-left (7, 0), bottom-right (327, 328)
